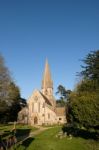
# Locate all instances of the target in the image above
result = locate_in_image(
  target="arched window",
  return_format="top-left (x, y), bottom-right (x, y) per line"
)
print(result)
top-left (34, 116), bottom-right (38, 124)
top-left (32, 103), bottom-right (34, 112)
top-left (48, 113), bottom-right (50, 119)
top-left (42, 102), bottom-right (45, 108)
top-left (38, 102), bottom-right (40, 113)
top-left (45, 89), bottom-right (47, 95)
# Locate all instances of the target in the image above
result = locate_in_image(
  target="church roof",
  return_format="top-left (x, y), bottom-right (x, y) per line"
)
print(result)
top-left (42, 59), bottom-right (53, 89)
top-left (40, 92), bottom-right (52, 106)
top-left (56, 107), bottom-right (66, 116)
top-left (18, 107), bottom-right (28, 115)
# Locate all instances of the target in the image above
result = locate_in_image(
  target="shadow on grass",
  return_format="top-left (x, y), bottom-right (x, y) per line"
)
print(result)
top-left (16, 129), bottom-right (31, 141)
top-left (16, 129), bottom-right (31, 136)
top-left (17, 137), bottom-right (35, 150)
top-left (1, 130), bottom-right (10, 139)
top-left (0, 128), bottom-right (32, 149)
top-left (62, 125), bottom-right (99, 140)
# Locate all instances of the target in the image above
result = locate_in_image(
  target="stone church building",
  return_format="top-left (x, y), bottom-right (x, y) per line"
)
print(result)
top-left (18, 60), bottom-right (66, 125)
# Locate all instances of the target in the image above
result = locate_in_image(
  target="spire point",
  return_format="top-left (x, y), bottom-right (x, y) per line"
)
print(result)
top-left (42, 59), bottom-right (53, 89)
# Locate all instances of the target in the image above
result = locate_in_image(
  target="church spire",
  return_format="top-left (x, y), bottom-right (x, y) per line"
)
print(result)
top-left (41, 59), bottom-right (56, 108)
top-left (42, 59), bottom-right (53, 89)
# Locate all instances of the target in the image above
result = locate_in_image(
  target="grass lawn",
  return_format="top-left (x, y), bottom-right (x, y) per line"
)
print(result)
top-left (0, 124), bottom-right (37, 141)
top-left (0, 124), bottom-right (37, 132)
top-left (16, 126), bottom-right (99, 150)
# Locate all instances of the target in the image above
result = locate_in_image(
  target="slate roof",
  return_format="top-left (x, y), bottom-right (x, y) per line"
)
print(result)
top-left (40, 92), bottom-right (52, 106)
top-left (56, 107), bottom-right (66, 116)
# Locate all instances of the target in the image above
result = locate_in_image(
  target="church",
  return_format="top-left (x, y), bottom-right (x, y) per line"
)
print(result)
top-left (18, 60), bottom-right (66, 125)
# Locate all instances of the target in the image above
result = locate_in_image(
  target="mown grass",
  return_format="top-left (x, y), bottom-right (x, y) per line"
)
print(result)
top-left (0, 124), bottom-right (37, 132)
top-left (0, 124), bottom-right (37, 140)
top-left (16, 126), bottom-right (99, 150)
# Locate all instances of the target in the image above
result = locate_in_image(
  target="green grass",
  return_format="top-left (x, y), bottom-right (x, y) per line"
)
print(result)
top-left (16, 126), bottom-right (99, 150)
top-left (0, 124), bottom-right (37, 140)
top-left (0, 124), bottom-right (37, 132)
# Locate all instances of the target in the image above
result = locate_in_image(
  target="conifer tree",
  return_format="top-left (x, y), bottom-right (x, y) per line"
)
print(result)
top-left (0, 54), bottom-right (26, 123)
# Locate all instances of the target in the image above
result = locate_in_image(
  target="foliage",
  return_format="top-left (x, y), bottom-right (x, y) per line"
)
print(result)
top-left (62, 124), bottom-right (99, 140)
top-left (76, 79), bottom-right (99, 93)
top-left (56, 85), bottom-right (71, 101)
top-left (0, 55), bottom-right (11, 113)
top-left (56, 99), bottom-right (66, 107)
top-left (56, 85), bottom-right (67, 100)
top-left (68, 90), bottom-right (99, 129)
top-left (56, 85), bottom-right (72, 107)
top-left (0, 54), bottom-right (27, 123)
top-left (67, 50), bottom-right (99, 130)
top-left (80, 50), bottom-right (99, 81)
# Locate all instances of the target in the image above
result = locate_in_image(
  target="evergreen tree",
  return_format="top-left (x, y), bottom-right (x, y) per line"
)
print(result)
top-left (80, 50), bottom-right (99, 81)
top-left (0, 54), bottom-right (26, 123)
top-left (68, 50), bottom-right (99, 130)
top-left (56, 85), bottom-right (71, 101)
top-left (56, 85), bottom-right (72, 107)
top-left (0, 54), bottom-right (11, 116)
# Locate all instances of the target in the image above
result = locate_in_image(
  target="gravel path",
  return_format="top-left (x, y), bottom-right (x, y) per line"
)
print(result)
top-left (29, 126), bottom-right (49, 137)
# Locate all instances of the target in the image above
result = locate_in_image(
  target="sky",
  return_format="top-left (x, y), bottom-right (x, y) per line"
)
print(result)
top-left (0, 0), bottom-right (99, 99)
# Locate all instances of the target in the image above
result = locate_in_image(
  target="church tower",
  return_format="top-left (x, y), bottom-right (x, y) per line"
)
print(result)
top-left (41, 59), bottom-right (56, 108)
top-left (42, 59), bottom-right (53, 97)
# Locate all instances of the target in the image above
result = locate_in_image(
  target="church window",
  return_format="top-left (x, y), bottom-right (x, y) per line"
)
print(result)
top-left (32, 103), bottom-right (34, 112)
top-left (48, 113), bottom-right (50, 119)
top-left (42, 103), bottom-right (45, 108)
top-left (59, 118), bottom-right (62, 120)
top-left (45, 89), bottom-right (47, 95)
top-left (34, 96), bottom-right (38, 102)
top-left (38, 102), bottom-right (40, 113)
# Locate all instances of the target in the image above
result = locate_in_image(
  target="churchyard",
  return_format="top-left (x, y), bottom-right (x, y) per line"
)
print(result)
top-left (0, 51), bottom-right (99, 150)
top-left (15, 126), bottom-right (99, 150)
top-left (1, 124), bottom-right (99, 150)
top-left (0, 123), bottom-right (37, 149)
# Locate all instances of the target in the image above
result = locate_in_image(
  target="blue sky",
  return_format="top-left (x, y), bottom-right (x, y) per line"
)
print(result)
top-left (0, 0), bottom-right (99, 99)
